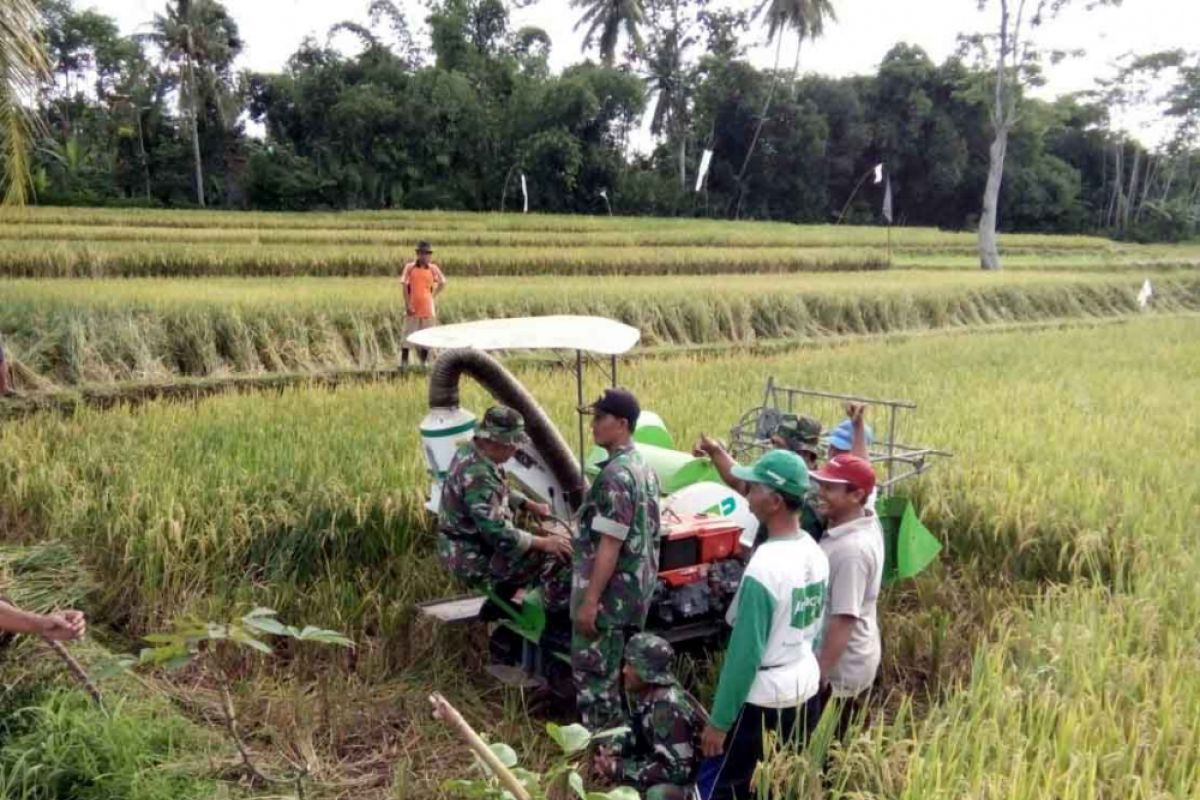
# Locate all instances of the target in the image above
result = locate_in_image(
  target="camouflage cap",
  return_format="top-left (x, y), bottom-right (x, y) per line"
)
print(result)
top-left (776, 414), bottom-right (822, 456)
top-left (475, 405), bottom-right (528, 446)
top-left (625, 632), bottom-right (676, 685)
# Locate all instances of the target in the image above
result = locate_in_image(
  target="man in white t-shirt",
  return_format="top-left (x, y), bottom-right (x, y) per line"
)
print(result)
top-left (812, 454), bottom-right (885, 736)
top-left (698, 450), bottom-right (829, 800)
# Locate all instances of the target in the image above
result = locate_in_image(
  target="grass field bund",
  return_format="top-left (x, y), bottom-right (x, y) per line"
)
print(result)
top-left (1, 316), bottom-right (1198, 796)
top-left (3, 271), bottom-right (1199, 388)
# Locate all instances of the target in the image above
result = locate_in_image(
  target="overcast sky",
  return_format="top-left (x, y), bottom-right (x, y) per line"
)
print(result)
top-left (87, 0), bottom-right (1197, 148)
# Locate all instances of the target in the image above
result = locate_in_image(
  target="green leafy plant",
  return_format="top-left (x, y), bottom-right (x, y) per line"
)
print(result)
top-left (442, 719), bottom-right (638, 800)
top-left (139, 607), bottom-right (353, 796)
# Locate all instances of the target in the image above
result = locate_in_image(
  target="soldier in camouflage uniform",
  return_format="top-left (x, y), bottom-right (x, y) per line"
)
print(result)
top-left (573, 388), bottom-right (661, 740)
top-left (437, 406), bottom-right (572, 608)
top-left (594, 633), bottom-right (707, 800)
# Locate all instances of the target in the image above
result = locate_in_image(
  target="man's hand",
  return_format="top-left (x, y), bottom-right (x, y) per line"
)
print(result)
top-left (41, 610), bottom-right (86, 642)
top-left (700, 723), bottom-right (727, 758)
top-left (524, 500), bottom-right (552, 518)
top-left (845, 402), bottom-right (866, 427)
top-left (575, 598), bottom-right (599, 639)
top-left (534, 534), bottom-right (572, 561)
top-left (693, 433), bottom-right (719, 458)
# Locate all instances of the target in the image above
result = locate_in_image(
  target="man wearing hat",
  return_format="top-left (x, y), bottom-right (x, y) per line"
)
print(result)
top-left (699, 450), bottom-right (829, 800)
top-left (437, 406), bottom-right (571, 607)
top-left (811, 454), bottom-right (884, 737)
top-left (593, 633), bottom-right (707, 800)
top-left (399, 240), bottom-right (446, 368)
top-left (573, 387), bottom-right (661, 742)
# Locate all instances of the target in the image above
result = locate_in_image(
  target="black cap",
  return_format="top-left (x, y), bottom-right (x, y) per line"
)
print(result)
top-left (580, 387), bottom-right (640, 428)
top-left (416, 240), bottom-right (433, 253)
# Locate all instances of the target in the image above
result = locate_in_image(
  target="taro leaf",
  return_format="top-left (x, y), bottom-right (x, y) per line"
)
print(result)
top-left (590, 725), bottom-right (631, 743)
top-left (547, 722), bottom-right (592, 755)
top-left (589, 789), bottom-right (641, 800)
top-left (489, 741), bottom-right (519, 768)
top-left (243, 606), bottom-right (277, 619)
top-left (569, 770), bottom-right (587, 799)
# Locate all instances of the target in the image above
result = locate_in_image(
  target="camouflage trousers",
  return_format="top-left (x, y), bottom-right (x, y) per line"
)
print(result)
top-left (572, 626), bottom-right (633, 748)
top-left (438, 536), bottom-right (571, 612)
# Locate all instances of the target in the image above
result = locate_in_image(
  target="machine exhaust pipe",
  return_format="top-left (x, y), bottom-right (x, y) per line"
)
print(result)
top-left (428, 349), bottom-right (586, 510)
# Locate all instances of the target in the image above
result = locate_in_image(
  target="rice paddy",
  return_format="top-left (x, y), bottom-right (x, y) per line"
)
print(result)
top-left (0, 207), bottom-right (1197, 797)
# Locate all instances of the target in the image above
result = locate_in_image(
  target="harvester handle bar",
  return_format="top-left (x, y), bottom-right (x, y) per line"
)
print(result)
top-left (771, 384), bottom-right (918, 410)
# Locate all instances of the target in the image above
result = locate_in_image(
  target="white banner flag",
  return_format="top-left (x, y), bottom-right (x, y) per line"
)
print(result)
top-left (695, 149), bottom-right (714, 192)
top-left (520, 173), bottom-right (529, 213)
top-left (1137, 278), bottom-right (1153, 309)
top-left (873, 163), bottom-right (884, 184)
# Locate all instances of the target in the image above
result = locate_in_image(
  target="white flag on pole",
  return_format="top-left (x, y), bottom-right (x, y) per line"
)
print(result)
top-left (695, 148), bottom-right (714, 192)
top-left (873, 163), bottom-right (884, 184)
top-left (520, 173), bottom-right (529, 213)
top-left (1137, 278), bottom-right (1153, 309)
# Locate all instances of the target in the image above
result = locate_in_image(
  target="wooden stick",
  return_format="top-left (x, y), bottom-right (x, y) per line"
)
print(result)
top-left (429, 692), bottom-right (532, 800)
top-left (41, 638), bottom-right (104, 709)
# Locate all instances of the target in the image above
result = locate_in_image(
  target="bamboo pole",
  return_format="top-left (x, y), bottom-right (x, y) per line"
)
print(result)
top-left (429, 692), bottom-right (532, 800)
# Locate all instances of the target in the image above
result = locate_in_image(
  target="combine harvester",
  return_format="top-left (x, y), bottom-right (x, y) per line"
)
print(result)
top-left (413, 316), bottom-right (946, 692)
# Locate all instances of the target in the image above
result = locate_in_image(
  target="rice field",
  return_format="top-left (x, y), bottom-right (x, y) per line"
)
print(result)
top-left (1, 207), bottom-right (1197, 278)
top-left (2, 206), bottom-right (1198, 797)
top-left (3, 271), bottom-right (1198, 388)
top-left (1, 314), bottom-right (1198, 796)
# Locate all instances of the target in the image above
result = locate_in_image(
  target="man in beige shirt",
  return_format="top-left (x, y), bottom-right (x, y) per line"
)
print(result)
top-left (812, 453), bottom-right (884, 737)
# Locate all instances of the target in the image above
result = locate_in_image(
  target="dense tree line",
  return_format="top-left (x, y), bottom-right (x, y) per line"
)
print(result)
top-left (11, 0), bottom-right (1200, 240)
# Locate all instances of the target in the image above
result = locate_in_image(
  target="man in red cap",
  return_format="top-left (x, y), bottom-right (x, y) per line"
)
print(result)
top-left (810, 454), bottom-right (884, 736)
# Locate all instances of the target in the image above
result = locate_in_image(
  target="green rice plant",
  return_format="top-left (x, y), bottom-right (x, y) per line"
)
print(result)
top-left (0, 691), bottom-right (218, 800)
top-left (4, 272), bottom-right (1199, 387)
top-left (1, 316), bottom-right (1199, 796)
top-left (5, 206), bottom-right (1197, 280)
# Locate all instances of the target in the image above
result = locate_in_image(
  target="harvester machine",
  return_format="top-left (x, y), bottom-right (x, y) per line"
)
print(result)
top-left (412, 316), bottom-right (948, 695)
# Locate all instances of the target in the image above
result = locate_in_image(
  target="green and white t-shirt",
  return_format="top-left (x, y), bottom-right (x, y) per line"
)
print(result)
top-left (710, 531), bottom-right (830, 730)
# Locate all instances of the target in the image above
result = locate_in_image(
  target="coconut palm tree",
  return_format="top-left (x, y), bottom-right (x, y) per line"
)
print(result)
top-left (571, 0), bottom-right (646, 67)
top-left (729, 0), bottom-right (836, 217)
top-left (0, 0), bottom-right (50, 206)
top-left (143, 0), bottom-right (241, 207)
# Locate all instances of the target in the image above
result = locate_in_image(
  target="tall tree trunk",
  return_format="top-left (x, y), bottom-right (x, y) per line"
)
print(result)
top-left (184, 29), bottom-right (205, 207)
top-left (677, 131), bottom-right (686, 192)
top-left (979, 0), bottom-right (1012, 271)
top-left (978, 125), bottom-right (1008, 270)
top-left (1123, 147), bottom-right (1140, 232)
top-left (729, 32), bottom-right (785, 219)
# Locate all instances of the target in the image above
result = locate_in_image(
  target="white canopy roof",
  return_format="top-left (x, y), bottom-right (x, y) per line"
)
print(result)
top-left (407, 315), bottom-right (641, 355)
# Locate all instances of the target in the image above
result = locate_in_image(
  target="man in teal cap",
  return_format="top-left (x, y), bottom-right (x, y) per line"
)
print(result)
top-left (698, 449), bottom-right (830, 800)
top-left (593, 632), bottom-right (708, 800)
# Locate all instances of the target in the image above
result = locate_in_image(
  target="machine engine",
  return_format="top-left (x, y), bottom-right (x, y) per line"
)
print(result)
top-left (650, 513), bottom-right (746, 629)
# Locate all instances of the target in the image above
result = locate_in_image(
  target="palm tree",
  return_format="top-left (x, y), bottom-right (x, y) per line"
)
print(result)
top-left (571, 0), bottom-right (646, 67)
top-left (0, 0), bottom-right (50, 206)
top-left (729, 0), bottom-right (836, 217)
top-left (145, 0), bottom-right (241, 207)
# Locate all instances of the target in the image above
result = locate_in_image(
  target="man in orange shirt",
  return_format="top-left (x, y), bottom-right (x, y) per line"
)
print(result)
top-left (400, 240), bottom-right (447, 367)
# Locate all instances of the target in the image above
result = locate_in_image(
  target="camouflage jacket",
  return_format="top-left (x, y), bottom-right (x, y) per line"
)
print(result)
top-left (437, 442), bottom-right (532, 581)
top-left (572, 443), bottom-right (661, 629)
top-left (620, 683), bottom-right (707, 789)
